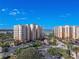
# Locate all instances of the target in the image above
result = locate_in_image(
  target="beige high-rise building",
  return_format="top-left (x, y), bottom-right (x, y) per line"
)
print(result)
top-left (58, 26), bottom-right (63, 39)
top-left (14, 24), bottom-right (43, 43)
top-left (76, 26), bottom-right (79, 39)
top-left (53, 25), bottom-right (79, 40)
top-left (26, 24), bottom-right (30, 41)
top-left (14, 25), bottom-right (19, 42)
top-left (36, 25), bottom-right (42, 40)
top-left (64, 25), bottom-right (70, 39)
top-left (72, 26), bottom-right (76, 39)
top-left (54, 26), bottom-right (64, 39)
top-left (30, 24), bottom-right (36, 41)
top-left (36, 25), bottom-right (40, 39)
top-left (14, 25), bottom-right (27, 43)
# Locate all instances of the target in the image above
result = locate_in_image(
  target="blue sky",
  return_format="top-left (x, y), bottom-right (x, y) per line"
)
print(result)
top-left (0, 0), bottom-right (79, 29)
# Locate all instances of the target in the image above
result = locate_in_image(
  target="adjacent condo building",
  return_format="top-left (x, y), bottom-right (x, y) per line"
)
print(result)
top-left (14, 24), bottom-right (43, 43)
top-left (54, 25), bottom-right (79, 40)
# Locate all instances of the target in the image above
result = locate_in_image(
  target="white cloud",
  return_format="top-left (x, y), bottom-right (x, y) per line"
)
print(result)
top-left (16, 17), bottom-right (27, 20)
top-left (0, 8), bottom-right (33, 20)
top-left (59, 13), bottom-right (71, 18)
top-left (13, 9), bottom-right (20, 14)
top-left (13, 9), bottom-right (18, 11)
top-left (1, 9), bottom-right (6, 12)
top-left (9, 9), bottom-right (21, 16)
top-left (9, 12), bottom-right (17, 16)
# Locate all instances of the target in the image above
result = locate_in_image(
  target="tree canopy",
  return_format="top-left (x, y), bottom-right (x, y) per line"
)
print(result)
top-left (16, 47), bottom-right (44, 59)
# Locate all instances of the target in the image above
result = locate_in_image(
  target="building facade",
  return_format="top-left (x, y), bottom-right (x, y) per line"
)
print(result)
top-left (76, 26), bottom-right (79, 39)
top-left (64, 25), bottom-right (70, 39)
top-left (54, 25), bottom-right (79, 40)
top-left (14, 24), bottom-right (43, 43)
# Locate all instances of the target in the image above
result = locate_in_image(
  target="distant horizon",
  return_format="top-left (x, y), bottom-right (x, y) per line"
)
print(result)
top-left (1, 24), bottom-right (79, 30)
